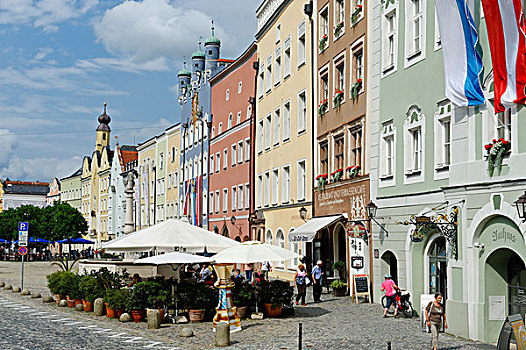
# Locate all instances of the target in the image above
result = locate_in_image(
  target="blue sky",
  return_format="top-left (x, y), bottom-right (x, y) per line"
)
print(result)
top-left (0, 0), bottom-right (259, 181)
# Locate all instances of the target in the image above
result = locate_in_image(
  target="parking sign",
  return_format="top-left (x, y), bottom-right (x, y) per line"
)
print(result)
top-left (18, 222), bottom-right (28, 247)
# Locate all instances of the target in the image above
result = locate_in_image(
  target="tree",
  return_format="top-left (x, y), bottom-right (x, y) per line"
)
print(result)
top-left (0, 205), bottom-right (43, 241)
top-left (40, 203), bottom-right (88, 241)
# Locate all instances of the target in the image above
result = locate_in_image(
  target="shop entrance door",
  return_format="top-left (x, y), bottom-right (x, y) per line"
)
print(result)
top-left (429, 237), bottom-right (448, 300)
top-left (508, 254), bottom-right (526, 320)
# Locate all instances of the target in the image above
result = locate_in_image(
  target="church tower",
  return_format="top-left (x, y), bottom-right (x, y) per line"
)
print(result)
top-left (95, 103), bottom-right (111, 153)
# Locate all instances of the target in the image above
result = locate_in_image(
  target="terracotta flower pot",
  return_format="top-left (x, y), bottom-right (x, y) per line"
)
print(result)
top-left (115, 309), bottom-right (125, 319)
top-left (105, 304), bottom-right (116, 318)
top-left (82, 300), bottom-right (93, 312)
top-left (130, 309), bottom-right (146, 322)
top-left (74, 298), bottom-right (82, 306)
top-left (147, 308), bottom-right (165, 323)
top-left (333, 287), bottom-right (347, 297)
top-left (67, 299), bottom-right (75, 308)
top-left (264, 303), bottom-right (282, 318)
top-left (236, 306), bottom-right (247, 319)
top-left (188, 309), bottom-right (205, 322)
top-left (54, 294), bottom-right (65, 304)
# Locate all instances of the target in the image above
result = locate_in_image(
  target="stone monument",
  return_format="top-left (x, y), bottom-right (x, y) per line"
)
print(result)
top-left (212, 263), bottom-right (241, 333)
top-left (123, 172), bottom-right (135, 234)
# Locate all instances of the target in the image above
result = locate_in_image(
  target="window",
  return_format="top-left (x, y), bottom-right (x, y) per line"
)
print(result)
top-left (159, 153), bottom-right (163, 170)
top-left (245, 139), bottom-right (250, 161)
top-left (171, 147), bottom-right (176, 162)
top-left (335, 0), bottom-right (345, 34)
top-left (266, 56), bottom-right (272, 92)
top-left (258, 63), bottom-right (265, 99)
top-left (223, 188), bottom-right (228, 212)
top-left (334, 54), bottom-right (345, 101)
top-left (382, 123), bottom-right (395, 178)
top-left (238, 141), bottom-right (244, 163)
top-left (238, 81), bottom-right (242, 94)
top-left (223, 148), bottom-right (228, 170)
top-left (174, 171), bottom-right (178, 186)
top-left (228, 113), bottom-right (233, 129)
top-left (410, 0), bottom-right (423, 54)
top-left (215, 152), bottom-right (220, 172)
top-left (319, 7), bottom-right (329, 46)
top-left (274, 46), bottom-right (281, 85)
top-left (434, 104), bottom-right (451, 174)
top-left (245, 183), bottom-right (250, 209)
top-left (231, 144), bottom-right (237, 166)
top-left (405, 0), bottom-right (426, 65)
top-left (411, 128), bottom-right (422, 171)
top-left (202, 193), bottom-right (206, 215)
top-left (297, 160), bottom-right (306, 201)
top-left (350, 126), bottom-right (362, 171)
top-left (264, 171), bottom-right (270, 207)
top-left (210, 155), bottom-right (214, 175)
top-left (215, 190), bottom-right (220, 213)
top-left (265, 114), bottom-right (272, 150)
top-left (320, 68), bottom-right (329, 103)
top-left (226, 89), bottom-right (230, 101)
top-left (167, 173), bottom-right (172, 189)
top-left (258, 119), bottom-right (264, 153)
top-left (211, 126), bottom-right (215, 138)
top-left (272, 168), bottom-right (279, 205)
top-left (353, 48), bottom-right (363, 84)
top-left (273, 107), bottom-right (281, 146)
top-left (218, 122), bottom-right (223, 134)
top-left (247, 105), bottom-right (252, 119)
top-left (334, 135), bottom-right (344, 170)
top-left (320, 141), bottom-right (329, 175)
top-left (383, 11), bottom-right (397, 72)
top-left (275, 230), bottom-right (285, 268)
top-left (298, 20), bottom-right (306, 66)
top-left (236, 111), bottom-right (241, 125)
top-left (282, 165), bottom-right (290, 204)
top-left (283, 101), bottom-right (291, 141)
top-left (298, 90), bottom-right (307, 133)
top-left (257, 174), bottom-right (263, 208)
top-left (284, 36), bottom-right (291, 78)
top-left (276, 24), bottom-right (281, 43)
top-left (497, 110), bottom-right (512, 142)
top-left (442, 118), bottom-right (451, 166)
top-left (290, 239), bottom-right (300, 269)
top-left (238, 184), bottom-right (243, 210)
top-left (232, 186), bottom-right (237, 211)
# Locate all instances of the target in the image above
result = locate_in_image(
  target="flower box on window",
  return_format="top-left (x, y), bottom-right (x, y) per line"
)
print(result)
top-left (316, 174), bottom-right (328, 191)
top-left (350, 79), bottom-right (363, 100)
top-left (346, 165), bottom-right (361, 178)
top-left (318, 99), bottom-right (328, 117)
top-left (334, 21), bottom-right (344, 37)
top-left (319, 34), bottom-right (328, 51)
top-left (485, 138), bottom-right (511, 177)
top-left (330, 169), bottom-right (344, 183)
top-left (333, 90), bottom-right (344, 108)
top-left (351, 5), bottom-right (363, 25)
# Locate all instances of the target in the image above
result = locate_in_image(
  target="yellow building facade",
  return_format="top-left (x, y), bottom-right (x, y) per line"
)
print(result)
top-left (254, 0), bottom-right (314, 280)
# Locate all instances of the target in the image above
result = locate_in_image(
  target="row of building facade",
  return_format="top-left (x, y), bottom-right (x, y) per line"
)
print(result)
top-left (8, 0), bottom-right (524, 343)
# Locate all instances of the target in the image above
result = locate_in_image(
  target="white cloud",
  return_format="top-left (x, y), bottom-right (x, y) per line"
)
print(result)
top-left (34, 47), bottom-right (54, 61)
top-left (0, 155), bottom-right (82, 181)
top-left (0, 0), bottom-right (98, 32)
top-left (76, 56), bottom-right (170, 73)
top-left (94, 0), bottom-right (231, 65)
top-left (0, 129), bottom-right (17, 166)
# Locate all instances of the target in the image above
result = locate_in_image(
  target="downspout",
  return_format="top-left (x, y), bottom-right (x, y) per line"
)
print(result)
top-left (250, 59), bottom-right (259, 241)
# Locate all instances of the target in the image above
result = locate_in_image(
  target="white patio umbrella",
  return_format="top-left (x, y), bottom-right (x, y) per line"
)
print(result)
top-left (212, 240), bottom-right (301, 264)
top-left (101, 219), bottom-right (239, 253)
top-left (133, 252), bottom-right (214, 265)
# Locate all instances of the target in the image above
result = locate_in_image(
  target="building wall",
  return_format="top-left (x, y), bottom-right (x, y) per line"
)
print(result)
top-left (165, 125), bottom-right (181, 220)
top-left (60, 174), bottom-right (81, 212)
top-left (155, 136), bottom-right (167, 224)
top-left (2, 193), bottom-right (47, 209)
top-left (46, 178), bottom-right (61, 206)
top-left (209, 45), bottom-right (257, 241)
top-left (138, 139), bottom-right (157, 229)
top-left (255, 0), bottom-right (314, 279)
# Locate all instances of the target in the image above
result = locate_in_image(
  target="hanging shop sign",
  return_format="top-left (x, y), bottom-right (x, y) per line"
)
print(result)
top-left (347, 222), bottom-right (367, 238)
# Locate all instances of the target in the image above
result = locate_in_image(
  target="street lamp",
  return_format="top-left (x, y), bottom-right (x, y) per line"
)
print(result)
top-left (230, 216), bottom-right (236, 226)
top-left (299, 207), bottom-right (308, 222)
top-left (514, 192), bottom-right (526, 222)
top-left (366, 201), bottom-right (378, 219)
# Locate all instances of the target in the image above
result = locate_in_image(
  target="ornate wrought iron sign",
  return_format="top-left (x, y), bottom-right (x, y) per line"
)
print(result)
top-left (398, 206), bottom-right (459, 260)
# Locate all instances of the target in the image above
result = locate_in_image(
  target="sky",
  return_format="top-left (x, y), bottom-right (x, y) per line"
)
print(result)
top-left (0, 0), bottom-right (260, 181)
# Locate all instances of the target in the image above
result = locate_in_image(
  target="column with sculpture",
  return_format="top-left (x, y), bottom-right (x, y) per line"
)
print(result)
top-left (212, 263), bottom-right (241, 332)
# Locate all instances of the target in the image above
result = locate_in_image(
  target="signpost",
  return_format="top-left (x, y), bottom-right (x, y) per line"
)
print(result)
top-left (18, 222), bottom-right (28, 290)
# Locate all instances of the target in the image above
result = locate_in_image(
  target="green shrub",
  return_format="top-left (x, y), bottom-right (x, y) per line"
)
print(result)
top-left (232, 279), bottom-right (255, 307)
top-left (105, 289), bottom-right (130, 310)
top-left (257, 280), bottom-right (293, 308)
top-left (126, 282), bottom-right (149, 311)
top-left (331, 280), bottom-right (347, 289)
top-left (79, 275), bottom-right (104, 302)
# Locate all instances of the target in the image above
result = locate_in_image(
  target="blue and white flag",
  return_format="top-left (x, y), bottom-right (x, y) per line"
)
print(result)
top-left (435, 0), bottom-right (485, 106)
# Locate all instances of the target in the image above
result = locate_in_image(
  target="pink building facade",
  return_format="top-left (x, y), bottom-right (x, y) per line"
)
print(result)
top-left (209, 44), bottom-right (257, 241)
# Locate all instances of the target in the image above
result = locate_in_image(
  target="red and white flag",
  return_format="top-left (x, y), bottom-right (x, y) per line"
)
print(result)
top-left (482, 0), bottom-right (526, 112)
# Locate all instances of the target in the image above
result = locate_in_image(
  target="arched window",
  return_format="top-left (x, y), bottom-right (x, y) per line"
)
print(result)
top-left (276, 229), bottom-right (285, 268)
top-left (428, 237), bottom-right (447, 298)
top-left (228, 113), bottom-right (233, 129)
top-left (265, 229), bottom-right (273, 245)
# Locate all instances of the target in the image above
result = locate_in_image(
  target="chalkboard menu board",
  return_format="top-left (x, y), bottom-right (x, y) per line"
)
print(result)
top-left (353, 274), bottom-right (371, 303)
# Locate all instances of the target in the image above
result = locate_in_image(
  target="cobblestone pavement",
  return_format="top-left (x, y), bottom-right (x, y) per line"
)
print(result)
top-left (0, 262), bottom-right (497, 350)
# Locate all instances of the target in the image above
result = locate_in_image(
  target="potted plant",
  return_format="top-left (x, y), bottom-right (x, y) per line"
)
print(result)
top-left (257, 280), bottom-right (293, 318)
top-left (232, 280), bottom-right (255, 319)
top-left (59, 272), bottom-right (80, 307)
top-left (331, 280), bottom-right (348, 297)
top-left (126, 282), bottom-right (149, 322)
top-left (318, 99), bottom-right (328, 117)
top-left (346, 165), bottom-right (361, 178)
top-left (316, 174), bottom-right (328, 192)
top-left (79, 274), bottom-right (104, 312)
top-left (334, 20), bottom-right (344, 37)
top-left (145, 281), bottom-right (170, 323)
top-left (105, 289), bottom-right (129, 319)
top-left (332, 261), bottom-right (346, 281)
top-left (333, 90), bottom-right (344, 108)
top-left (46, 271), bottom-right (69, 304)
top-left (319, 34), bottom-right (328, 51)
top-left (485, 138), bottom-right (511, 176)
top-left (330, 168), bottom-right (344, 183)
top-left (351, 5), bottom-right (363, 24)
top-left (350, 79), bottom-right (363, 100)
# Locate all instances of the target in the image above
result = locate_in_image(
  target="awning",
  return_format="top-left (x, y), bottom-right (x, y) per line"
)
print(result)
top-left (289, 214), bottom-right (346, 242)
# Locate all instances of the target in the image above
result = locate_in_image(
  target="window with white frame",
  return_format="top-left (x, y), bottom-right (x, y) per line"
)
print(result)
top-left (297, 160), bottom-right (306, 201)
top-left (231, 144), bottom-right (237, 166)
top-left (404, 106), bottom-right (425, 179)
top-left (247, 105), bottom-right (252, 119)
top-left (381, 121), bottom-right (395, 180)
top-left (210, 155), bottom-right (214, 175)
top-left (245, 139), bottom-right (250, 161)
top-left (232, 186), bottom-right (237, 211)
top-left (335, 0), bottom-right (345, 36)
top-left (274, 46), bottom-right (281, 85)
top-left (264, 171), bottom-right (270, 207)
top-left (257, 174), bottom-right (263, 208)
top-left (211, 126), bottom-right (215, 138)
top-left (289, 239), bottom-right (299, 268)
top-left (238, 81), bottom-right (242, 94)
top-left (245, 183), bottom-right (250, 209)
top-left (405, 0), bottom-right (425, 64)
top-left (283, 101), bottom-right (291, 141)
top-left (266, 229), bottom-right (273, 245)
top-left (202, 193), bottom-right (206, 215)
top-left (284, 36), bottom-right (291, 78)
top-left (334, 134), bottom-right (345, 170)
top-left (258, 63), bottom-right (264, 99)
top-left (272, 168), bottom-right (279, 205)
top-left (167, 174), bottom-right (172, 189)
top-left (236, 111), bottom-right (241, 125)
top-left (238, 141), bottom-right (243, 163)
top-left (350, 125), bottom-right (362, 171)
top-left (257, 119), bottom-right (264, 153)
top-left (215, 152), bottom-right (220, 172)
top-left (282, 165), bottom-right (290, 203)
top-left (266, 56), bottom-right (272, 92)
top-left (411, 128), bottom-right (422, 171)
top-left (226, 89), bottom-right (230, 101)
top-left (228, 113), bottom-right (233, 129)
top-left (209, 192), bottom-right (214, 214)
top-left (334, 54), bottom-right (345, 100)
top-left (276, 230), bottom-right (285, 268)
top-left (319, 6), bottom-right (329, 47)
top-left (298, 20), bottom-right (306, 66)
top-left (238, 184), bottom-right (243, 210)
top-left (218, 122), bottom-right (223, 134)
top-left (497, 109), bottom-right (512, 142)
top-left (223, 188), bottom-right (228, 212)
top-left (353, 47), bottom-right (364, 84)
top-left (174, 171), bottom-right (178, 186)
top-left (215, 190), bottom-right (220, 213)
top-left (223, 148), bottom-right (228, 169)
top-left (276, 23), bottom-right (281, 43)
top-left (411, 0), bottom-right (422, 54)
top-left (382, 10), bottom-right (397, 72)
top-left (273, 107), bottom-right (281, 146)
top-left (298, 90), bottom-right (307, 133)
top-left (434, 103), bottom-right (451, 172)
top-left (265, 114), bottom-right (272, 150)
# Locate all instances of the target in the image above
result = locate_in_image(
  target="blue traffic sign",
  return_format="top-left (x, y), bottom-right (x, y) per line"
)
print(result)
top-left (18, 222), bottom-right (28, 231)
top-left (18, 246), bottom-right (27, 256)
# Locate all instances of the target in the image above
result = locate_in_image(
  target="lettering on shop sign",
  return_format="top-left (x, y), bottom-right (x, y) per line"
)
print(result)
top-left (492, 228), bottom-right (517, 243)
top-left (317, 184), bottom-right (367, 220)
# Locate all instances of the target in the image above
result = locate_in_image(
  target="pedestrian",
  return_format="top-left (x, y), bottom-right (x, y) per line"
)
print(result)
top-left (426, 292), bottom-right (447, 350)
top-left (261, 261), bottom-right (271, 280)
top-left (245, 263), bottom-right (253, 282)
top-left (311, 260), bottom-right (324, 303)
top-left (293, 264), bottom-right (308, 305)
top-left (381, 274), bottom-right (399, 317)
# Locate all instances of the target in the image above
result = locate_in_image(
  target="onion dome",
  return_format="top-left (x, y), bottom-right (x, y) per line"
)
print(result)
top-left (177, 59), bottom-right (191, 77)
top-left (192, 41), bottom-right (205, 59)
top-left (205, 21), bottom-right (221, 45)
top-left (96, 102), bottom-right (111, 131)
